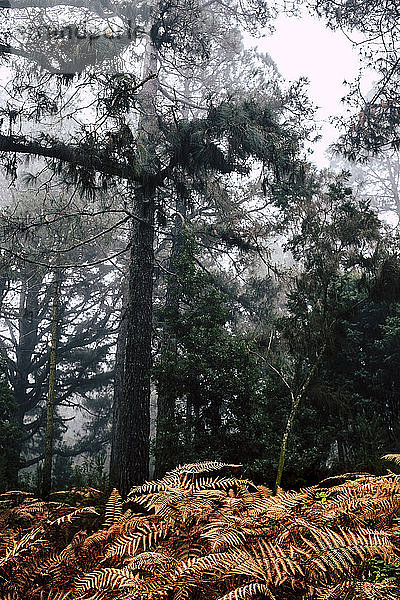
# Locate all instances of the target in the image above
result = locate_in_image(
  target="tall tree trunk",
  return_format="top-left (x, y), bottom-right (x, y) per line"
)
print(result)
top-left (42, 270), bottom-right (59, 499)
top-left (154, 84), bottom-right (192, 477)
top-left (117, 189), bottom-right (155, 495)
top-left (112, 32), bottom-right (159, 495)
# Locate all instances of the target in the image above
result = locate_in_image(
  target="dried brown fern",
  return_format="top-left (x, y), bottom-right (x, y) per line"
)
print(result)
top-left (103, 489), bottom-right (123, 528)
top-left (3, 465), bottom-right (400, 599)
top-left (382, 453), bottom-right (400, 465)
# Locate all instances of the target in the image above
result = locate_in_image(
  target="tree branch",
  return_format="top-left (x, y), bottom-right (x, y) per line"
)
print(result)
top-left (0, 133), bottom-right (137, 180)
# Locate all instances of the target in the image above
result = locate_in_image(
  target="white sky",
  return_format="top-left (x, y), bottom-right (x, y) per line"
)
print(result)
top-left (252, 13), bottom-right (375, 167)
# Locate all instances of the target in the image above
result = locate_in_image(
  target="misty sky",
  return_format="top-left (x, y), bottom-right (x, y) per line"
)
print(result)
top-left (257, 12), bottom-right (376, 167)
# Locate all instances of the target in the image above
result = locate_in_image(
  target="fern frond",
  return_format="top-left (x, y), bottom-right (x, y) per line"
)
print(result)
top-left (304, 527), bottom-right (394, 579)
top-left (0, 525), bottom-right (45, 567)
top-left (217, 583), bottom-right (275, 600)
top-left (45, 530), bottom-right (87, 578)
top-left (111, 577), bottom-right (172, 600)
top-left (249, 491), bottom-right (304, 518)
top-left (0, 490), bottom-right (33, 508)
top-left (48, 506), bottom-right (99, 526)
top-left (134, 489), bottom-right (222, 523)
top-left (174, 551), bottom-right (235, 578)
top-left (128, 463), bottom-right (242, 497)
top-left (170, 461), bottom-right (242, 475)
top-left (250, 539), bottom-right (303, 584)
top-left (193, 476), bottom-right (253, 492)
top-left (104, 489), bottom-right (123, 527)
top-left (51, 486), bottom-right (102, 499)
top-left (382, 454), bottom-right (400, 465)
top-left (127, 551), bottom-right (177, 572)
top-left (175, 550), bottom-right (265, 581)
top-left (75, 567), bottom-right (139, 593)
top-left (104, 521), bottom-right (169, 559)
top-left (316, 579), bottom-right (400, 599)
top-left (12, 500), bottom-right (60, 521)
top-left (43, 592), bottom-right (74, 600)
top-left (201, 518), bottom-right (248, 550)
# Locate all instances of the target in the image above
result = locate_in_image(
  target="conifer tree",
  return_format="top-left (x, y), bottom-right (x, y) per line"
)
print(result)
top-left (0, 0), bottom-right (312, 494)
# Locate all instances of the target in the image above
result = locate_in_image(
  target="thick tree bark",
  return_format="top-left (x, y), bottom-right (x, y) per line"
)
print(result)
top-left (111, 34), bottom-right (159, 495)
top-left (116, 188), bottom-right (155, 496)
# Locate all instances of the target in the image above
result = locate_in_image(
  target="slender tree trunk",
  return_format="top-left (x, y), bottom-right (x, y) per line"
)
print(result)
top-left (42, 270), bottom-right (59, 499)
top-left (273, 390), bottom-right (299, 495)
top-left (337, 438), bottom-right (345, 465)
top-left (273, 344), bottom-right (326, 495)
top-left (386, 157), bottom-right (400, 219)
top-left (0, 276), bottom-right (8, 309)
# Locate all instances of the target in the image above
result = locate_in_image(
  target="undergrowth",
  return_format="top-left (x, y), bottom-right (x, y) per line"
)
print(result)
top-left (1, 461), bottom-right (400, 599)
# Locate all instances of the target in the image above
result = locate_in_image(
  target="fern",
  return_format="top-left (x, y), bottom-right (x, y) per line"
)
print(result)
top-left (48, 506), bottom-right (99, 526)
top-left (104, 489), bottom-right (123, 528)
top-left (217, 582), bottom-right (274, 600)
top-left (128, 462), bottom-right (242, 496)
top-left (169, 461), bottom-right (242, 475)
top-left (382, 453), bottom-right (400, 465)
top-left (126, 551), bottom-right (177, 572)
top-left (104, 520), bottom-right (170, 559)
top-left (3, 466), bottom-right (400, 599)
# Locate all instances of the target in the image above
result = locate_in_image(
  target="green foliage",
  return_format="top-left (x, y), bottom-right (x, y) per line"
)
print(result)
top-left (169, 100), bottom-right (302, 177)
top-left (154, 232), bottom-right (266, 476)
top-left (366, 557), bottom-right (400, 584)
top-left (70, 450), bottom-right (109, 492)
top-left (264, 171), bottom-right (392, 480)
